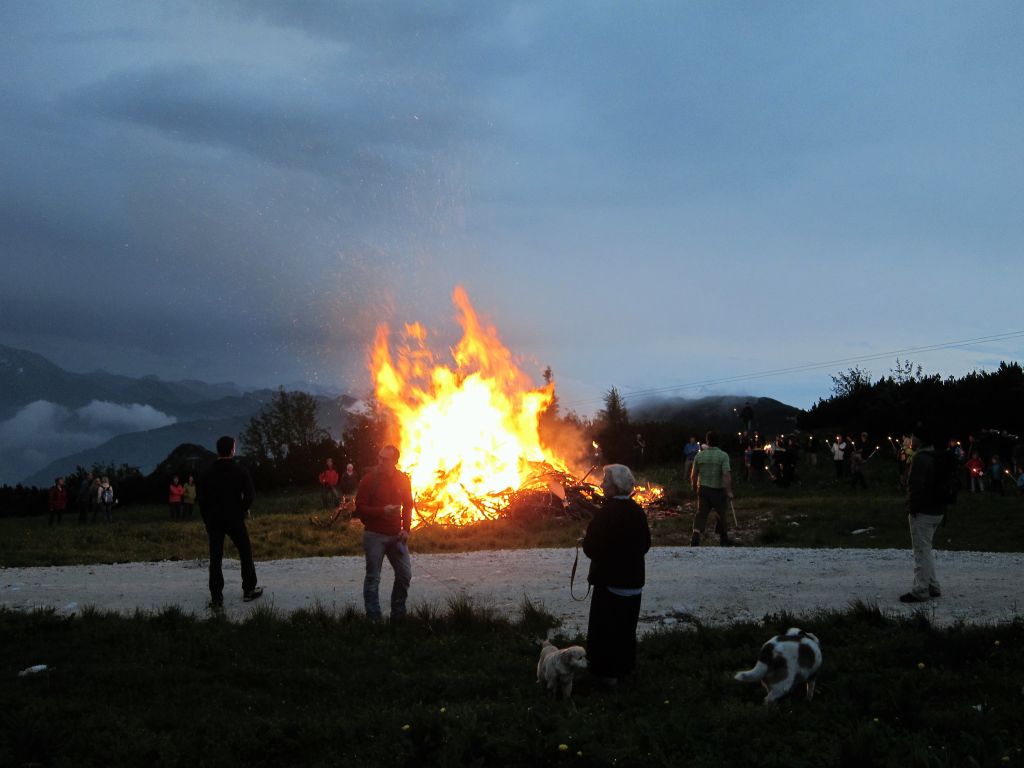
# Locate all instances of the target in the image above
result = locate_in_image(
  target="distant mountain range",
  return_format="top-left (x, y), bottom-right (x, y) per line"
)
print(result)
top-left (0, 345), bottom-right (357, 487)
top-left (629, 394), bottom-right (803, 436)
top-left (0, 345), bottom-right (243, 422)
top-left (1, 343), bottom-right (806, 488)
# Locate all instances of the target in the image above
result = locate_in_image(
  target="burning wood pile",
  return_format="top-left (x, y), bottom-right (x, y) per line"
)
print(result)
top-left (312, 463), bottom-right (665, 528)
top-left (334, 286), bottom-right (666, 529)
top-left (425, 465), bottom-right (664, 526)
top-left (415, 462), bottom-right (602, 525)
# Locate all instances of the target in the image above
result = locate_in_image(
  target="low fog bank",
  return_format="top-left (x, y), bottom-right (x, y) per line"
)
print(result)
top-left (0, 400), bottom-right (177, 485)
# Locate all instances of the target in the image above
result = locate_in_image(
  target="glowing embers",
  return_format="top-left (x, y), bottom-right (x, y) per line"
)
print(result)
top-left (371, 287), bottom-right (569, 526)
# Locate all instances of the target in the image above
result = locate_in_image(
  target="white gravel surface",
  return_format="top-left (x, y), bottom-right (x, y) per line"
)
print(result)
top-left (3, 547), bottom-right (1022, 634)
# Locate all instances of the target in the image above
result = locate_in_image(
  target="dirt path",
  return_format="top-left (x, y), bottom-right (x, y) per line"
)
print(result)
top-left (3, 547), bottom-right (1022, 634)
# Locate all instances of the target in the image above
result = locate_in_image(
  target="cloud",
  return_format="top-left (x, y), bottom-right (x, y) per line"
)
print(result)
top-left (75, 401), bottom-right (178, 432)
top-left (0, 400), bottom-right (177, 484)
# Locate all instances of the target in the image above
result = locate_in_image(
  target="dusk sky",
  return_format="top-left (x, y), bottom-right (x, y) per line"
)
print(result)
top-left (2, 1), bottom-right (1022, 414)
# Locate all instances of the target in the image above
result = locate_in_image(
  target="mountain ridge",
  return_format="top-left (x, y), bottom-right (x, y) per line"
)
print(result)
top-left (0, 344), bottom-right (357, 486)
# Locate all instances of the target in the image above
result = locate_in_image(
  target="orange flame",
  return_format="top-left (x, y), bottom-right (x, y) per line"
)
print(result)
top-left (371, 287), bottom-right (570, 526)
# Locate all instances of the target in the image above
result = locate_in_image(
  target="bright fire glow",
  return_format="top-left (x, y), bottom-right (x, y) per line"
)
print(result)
top-left (371, 287), bottom-right (571, 526)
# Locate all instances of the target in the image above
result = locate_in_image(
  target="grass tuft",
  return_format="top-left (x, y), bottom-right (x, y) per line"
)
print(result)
top-left (517, 594), bottom-right (560, 637)
top-left (443, 591), bottom-right (496, 627)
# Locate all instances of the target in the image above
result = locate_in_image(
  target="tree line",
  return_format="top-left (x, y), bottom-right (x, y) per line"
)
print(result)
top-left (4, 362), bottom-right (1022, 518)
top-left (799, 361), bottom-right (1024, 443)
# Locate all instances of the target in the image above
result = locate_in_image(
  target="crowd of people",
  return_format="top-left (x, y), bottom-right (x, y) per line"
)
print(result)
top-left (47, 473), bottom-right (118, 525)
top-left (696, 426), bottom-right (1024, 497)
top-left (36, 413), bottom-right (1021, 695)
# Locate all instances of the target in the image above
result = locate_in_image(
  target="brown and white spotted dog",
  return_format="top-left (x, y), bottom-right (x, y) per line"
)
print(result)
top-left (734, 627), bottom-right (822, 704)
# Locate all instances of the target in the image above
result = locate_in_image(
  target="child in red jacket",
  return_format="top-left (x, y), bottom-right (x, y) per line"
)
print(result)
top-left (965, 453), bottom-right (985, 493)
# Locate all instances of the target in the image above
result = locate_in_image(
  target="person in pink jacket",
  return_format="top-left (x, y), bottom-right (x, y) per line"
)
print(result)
top-left (169, 476), bottom-right (185, 520)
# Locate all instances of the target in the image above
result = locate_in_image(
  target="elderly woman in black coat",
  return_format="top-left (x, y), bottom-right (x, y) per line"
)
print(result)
top-left (582, 463), bottom-right (651, 688)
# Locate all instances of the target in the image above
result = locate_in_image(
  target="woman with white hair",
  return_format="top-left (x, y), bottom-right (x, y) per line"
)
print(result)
top-left (582, 463), bottom-right (651, 689)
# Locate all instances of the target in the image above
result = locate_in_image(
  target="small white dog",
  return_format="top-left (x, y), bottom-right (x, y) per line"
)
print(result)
top-left (734, 627), bottom-right (822, 704)
top-left (536, 640), bottom-right (588, 699)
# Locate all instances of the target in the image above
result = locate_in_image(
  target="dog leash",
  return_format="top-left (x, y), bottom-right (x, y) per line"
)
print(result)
top-left (570, 541), bottom-right (591, 602)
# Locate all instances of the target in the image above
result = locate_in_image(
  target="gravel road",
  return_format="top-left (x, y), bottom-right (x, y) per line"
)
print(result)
top-left (3, 547), bottom-right (1022, 634)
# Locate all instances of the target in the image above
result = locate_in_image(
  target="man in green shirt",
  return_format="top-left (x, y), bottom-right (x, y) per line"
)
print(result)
top-left (690, 431), bottom-right (734, 547)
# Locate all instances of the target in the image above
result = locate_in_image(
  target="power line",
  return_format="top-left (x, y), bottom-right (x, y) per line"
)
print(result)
top-left (559, 330), bottom-right (1024, 409)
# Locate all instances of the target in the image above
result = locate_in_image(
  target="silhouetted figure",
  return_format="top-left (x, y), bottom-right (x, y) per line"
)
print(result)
top-left (682, 436), bottom-right (700, 489)
top-left (88, 477), bottom-right (101, 522)
top-left (689, 431), bottom-right (733, 547)
top-left (849, 448), bottom-right (867, 489)
top-left (739, 402), bottom-right (754, 435)
top-left (182, 475), bottom-right (197, 518)
top-left (339, 462), bottom-right (359, 498)
top-left (97, 476), bottom-right (115, 522)
top-left (319, 458), bottom-right (340, 509)
top-left (48, 477), bottom-right (66, 525)
top-left (198, 436), bottom-right (262, 609)
top-left (583, 464), bottom-right (651, 689)
top-left (169, 475), bottom-right (184, 520)
top-left (900, 424), bottom-right (946, 603)
top-left (990, 456), bottom-right (1005, 495)
top-left (966, 452), bottom-right (985, 493)
top-left (831, 435), bottom-right (847, 479)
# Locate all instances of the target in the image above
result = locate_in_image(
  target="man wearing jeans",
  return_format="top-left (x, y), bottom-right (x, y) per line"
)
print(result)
top-left (900, 424), bottom-right (947, 603)
top-left (355, 445), bottom-right (414, 621)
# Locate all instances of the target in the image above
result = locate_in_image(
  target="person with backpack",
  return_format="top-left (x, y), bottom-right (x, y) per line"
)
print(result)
top-left (354, 444), bottom-right (414, 622)
top-left (900, 423), bottom-right (954, 604)
top-left (97, 476), bottom-right (115, 522)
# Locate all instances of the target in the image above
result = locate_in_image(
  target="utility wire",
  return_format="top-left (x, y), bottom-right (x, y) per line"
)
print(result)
top-left (559, 330), bottom-right (1024, 409)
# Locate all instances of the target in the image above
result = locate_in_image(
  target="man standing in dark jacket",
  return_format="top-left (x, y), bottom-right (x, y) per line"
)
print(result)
top-left (583, 464), bottom-right (651, 688)
top-left (355, 445), bottom-right (414, 621)
top-left (900, 424), bottom-right (946, 603)
top-left (198, 435), bottom-right (262, 609)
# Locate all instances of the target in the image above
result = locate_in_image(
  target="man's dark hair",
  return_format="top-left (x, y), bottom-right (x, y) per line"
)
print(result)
top-left (216, 435), bottom-right (236, 457)
top-left (705, 430), bottom-right (718, 447)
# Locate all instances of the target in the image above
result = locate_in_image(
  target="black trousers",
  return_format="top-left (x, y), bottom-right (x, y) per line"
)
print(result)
top-left (694, 487), bottom-right (729, 540)
top-left (586, 586), bottom-right (642, 679)
top-left (205, 517), bottom-right (258, 598)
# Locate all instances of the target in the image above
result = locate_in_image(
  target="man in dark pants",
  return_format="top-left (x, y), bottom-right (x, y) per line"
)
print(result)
top-left (900, 423), bottom-right (947, 603)
top-left (75, 472), bottom-right (93, 523)
top-left (198, 435), bottom-right (263, 609)
top-left (690, 430), bottom-right (734, 547)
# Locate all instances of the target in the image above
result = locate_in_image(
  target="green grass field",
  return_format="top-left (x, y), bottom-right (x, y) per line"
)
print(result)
top-left (3, 459), bottom-right (1021, 567)
top-left (3, 458), bottom-right (1023, 766)
top-left (3, 601), bottom-right (1022, 767)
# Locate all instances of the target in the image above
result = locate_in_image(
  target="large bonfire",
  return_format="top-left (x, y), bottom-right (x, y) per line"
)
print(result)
top-left (370, 286), bottom-right (661, 527)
